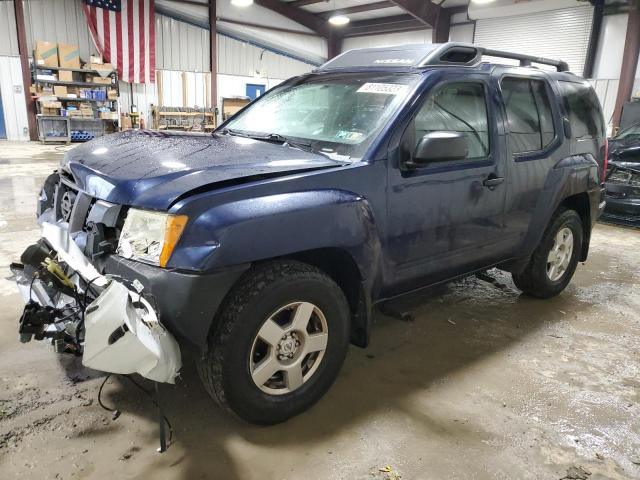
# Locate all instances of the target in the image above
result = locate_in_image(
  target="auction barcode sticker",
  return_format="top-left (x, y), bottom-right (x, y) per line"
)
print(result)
top-left (357, 83), bottom-right (407, 95)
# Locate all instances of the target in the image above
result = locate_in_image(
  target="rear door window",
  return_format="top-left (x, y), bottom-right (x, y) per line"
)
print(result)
top-left (558, 81), bottom-right (605, 139)
top-left (500, 77), bottom-right (556, 155)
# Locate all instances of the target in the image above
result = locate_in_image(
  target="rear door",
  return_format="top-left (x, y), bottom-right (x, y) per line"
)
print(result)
top-left (495, 71), bottom-right (566, 254)
top-left (384, 73), bottom-right (508, 294)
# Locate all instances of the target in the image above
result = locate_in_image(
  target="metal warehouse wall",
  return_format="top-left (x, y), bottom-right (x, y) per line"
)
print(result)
top-left (0, 1), bottom-right (19, 56)
top-left (0, 2), bottom-right (313, 78)
top-left (474, 5), bottom-right (594, 74)
top-left (155, 14), bottom-right (314, 78)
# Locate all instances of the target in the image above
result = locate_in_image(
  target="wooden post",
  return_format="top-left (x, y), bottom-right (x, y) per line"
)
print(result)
top-left (14, 0), bottom-right (37, 141)
top-left (209, 0), bottom-right (217, 120)
top-left (612, 1), bottom-right (640, 130)
top-left (327, 32), bottom-right (342, 60)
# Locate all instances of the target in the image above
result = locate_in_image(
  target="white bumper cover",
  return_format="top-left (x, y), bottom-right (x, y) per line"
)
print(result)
top-left (40, 222), bottom-right (182, 383)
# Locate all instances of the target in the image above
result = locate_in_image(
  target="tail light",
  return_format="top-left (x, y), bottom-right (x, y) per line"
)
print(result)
top-left (602, 138), bottom-right (609, 182)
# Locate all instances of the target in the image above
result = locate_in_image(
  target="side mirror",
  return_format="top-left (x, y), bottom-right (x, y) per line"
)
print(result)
top-left (411, 131), bottom-right (469, 166)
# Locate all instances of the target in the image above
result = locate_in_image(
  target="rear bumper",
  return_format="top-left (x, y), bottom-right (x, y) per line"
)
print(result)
top-left (101, 256), bottom-right (249, 349)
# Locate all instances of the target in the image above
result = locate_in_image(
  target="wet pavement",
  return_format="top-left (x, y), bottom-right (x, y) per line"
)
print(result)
top-left (0, 140), bottom-right (638, 479)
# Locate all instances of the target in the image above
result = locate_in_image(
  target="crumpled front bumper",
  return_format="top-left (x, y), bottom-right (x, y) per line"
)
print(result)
top-left (14, 222), bottom-right (181, 383)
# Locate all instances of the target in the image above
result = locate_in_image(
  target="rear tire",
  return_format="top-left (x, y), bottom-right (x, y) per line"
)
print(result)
top-left (197, 260), bottom-right (350, 425)
top-left (512, 208), bottom-right (583, 299)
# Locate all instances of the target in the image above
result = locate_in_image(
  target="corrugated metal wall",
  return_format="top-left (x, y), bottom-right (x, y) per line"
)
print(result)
top-left (155, 14), bottom-right (314, 78)
top-left (0, 1), bottom-right (19, 56)
top-left (0, 3), bottom-right (313, 79)
top-left (23, 0), bottom-right (96, 62)
top-left (474, 6), bottom-right (594, 74)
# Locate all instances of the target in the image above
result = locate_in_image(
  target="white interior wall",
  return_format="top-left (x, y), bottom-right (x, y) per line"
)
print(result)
top-left (343, 30), bottom-right (434, 51)
top-left (0, 56), bottom-right (29, 141)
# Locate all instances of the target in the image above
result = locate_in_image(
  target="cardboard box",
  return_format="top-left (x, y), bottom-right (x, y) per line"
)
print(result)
top-left (90, 62), bottom-right (113, 73)
top-left (100, 111), bottom-right (119, 120)
top-left (53, 86), bottom-right (68, 97)
top-left (58, 43), bottom-right (80, 69)
top-left (90, 55), bottom-right (103, 64)
top-left (107, 89), bottom-right (118, 100)
top-left (67, 110), bottom-right (82, 118)
top-left (58, 70), bottom-right (73, 82)
top-left (91, 77), bottom-right (112, 85)
top-left (42, 107), bottom-right (60, 116)
top-left (66, 86), bottom-right (79, 96)
top-left (35, 41), bottom-right (58, 67)
top-left (41, 101), bottom-right (62, 109)
top-left (120, 114), bottom-right (132, 130)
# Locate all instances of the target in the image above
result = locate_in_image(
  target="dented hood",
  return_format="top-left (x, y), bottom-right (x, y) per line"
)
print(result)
top-left (62, 130), bottom-right (341, 210)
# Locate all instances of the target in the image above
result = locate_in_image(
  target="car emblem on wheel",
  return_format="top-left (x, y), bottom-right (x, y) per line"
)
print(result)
top-left (60, 190), bottom-right (76, 222)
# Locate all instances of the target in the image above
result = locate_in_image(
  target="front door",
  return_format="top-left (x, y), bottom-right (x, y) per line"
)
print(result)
top-left (385, 75), bottom-right (509, 294)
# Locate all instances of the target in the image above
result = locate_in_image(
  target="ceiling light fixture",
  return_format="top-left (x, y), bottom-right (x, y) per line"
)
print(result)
top-left (470, 0), bottom-right (496, 4)
top-left (231, 0), bottom-right (253, 7)
top-left (328, 14), bottom-right (350, 26)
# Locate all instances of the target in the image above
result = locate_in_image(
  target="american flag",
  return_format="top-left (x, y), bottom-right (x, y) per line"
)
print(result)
top-left (82, 0), bottom-right (155, 84)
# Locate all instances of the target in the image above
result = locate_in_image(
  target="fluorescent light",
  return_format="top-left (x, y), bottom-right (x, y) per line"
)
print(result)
top-left (328, 14), bottom-right (350, 26)
top-left (470, 0), bottom-right (496, 4)
top-left (231, 0), bottom-right (253, 7)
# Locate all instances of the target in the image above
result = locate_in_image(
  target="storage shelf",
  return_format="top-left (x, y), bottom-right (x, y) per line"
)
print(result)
top-left (35, 65), bottom-right (114, 75)
top-left (36, 114), bottom-right (116, 122)
top-left (34, 79), bottom-right (114, 87)
top-left (158, 111), bottom-right (215, 116)
top-left (52, 97), bottom-right (116, 103)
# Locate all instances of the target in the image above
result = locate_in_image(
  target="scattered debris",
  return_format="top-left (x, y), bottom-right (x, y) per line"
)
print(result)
top-left (447, 317), bottom-right (456, 325)
top-left (378, 304), bottom-right (414, 322)
top-left (560, 465), bottom-right (591, 479)
top-left (371, 465), bottom-right (402, 480)
top-left (595, 453), bottom-right (604, 460)
top-left (559, 310), bottom-right (567, 315)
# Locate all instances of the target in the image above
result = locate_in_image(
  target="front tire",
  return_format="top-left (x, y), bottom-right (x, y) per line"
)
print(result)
top-left (512, 208), bottom-right (583, 299)
top-left (197, 260), bottom-right (350, 425)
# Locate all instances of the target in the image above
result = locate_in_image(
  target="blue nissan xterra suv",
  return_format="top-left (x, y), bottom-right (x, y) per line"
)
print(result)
top-left (14, 43), bottom-right (607, 424)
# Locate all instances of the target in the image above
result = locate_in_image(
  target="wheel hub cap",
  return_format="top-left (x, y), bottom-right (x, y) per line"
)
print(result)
top-left (546, 227), bottom-right (574, 282)
top-left (277, 332), bottom-right (301, 360)
top-left (249, 301), bottom-right (328, 395)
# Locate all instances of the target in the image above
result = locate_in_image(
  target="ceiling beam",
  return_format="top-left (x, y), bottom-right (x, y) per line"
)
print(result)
top-left (289, 0), bottom-right (327, 7)
top-left (387, 0), bottom-right (440, 26)
top-left (254, 0), bottom-right (330, 36)
top-left (342, 14), bottom-right (425, 37)
top-left (319, 1), bottom-right (395, 18)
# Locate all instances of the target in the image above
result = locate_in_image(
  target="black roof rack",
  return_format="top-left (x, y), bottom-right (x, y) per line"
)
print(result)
top-left (318, 42), bottom-right (570, 73)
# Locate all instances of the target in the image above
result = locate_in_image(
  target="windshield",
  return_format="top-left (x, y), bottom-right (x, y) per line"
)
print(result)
top-left (223, 73), bottom-right (420, 161)
top-left (616, 123), bottom-right (640, 140)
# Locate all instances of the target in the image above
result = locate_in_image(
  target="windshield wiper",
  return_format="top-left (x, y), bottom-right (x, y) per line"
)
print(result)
top-left (220, 128), bottom-right (250, 137)
top-left (221, 130), bottom-right (346, 162)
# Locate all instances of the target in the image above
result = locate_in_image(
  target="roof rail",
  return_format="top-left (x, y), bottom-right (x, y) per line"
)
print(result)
top-left (419, 43), bottom-right (570, 72)
top-left (317, 42), bottom-right (570, 73)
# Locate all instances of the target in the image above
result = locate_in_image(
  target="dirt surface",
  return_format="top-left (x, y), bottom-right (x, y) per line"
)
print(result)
top-left (0, 141), bottom-right (639, 479)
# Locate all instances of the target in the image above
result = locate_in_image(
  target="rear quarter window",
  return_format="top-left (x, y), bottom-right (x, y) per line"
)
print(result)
top-left (558, 81), bottom-right (605, 139)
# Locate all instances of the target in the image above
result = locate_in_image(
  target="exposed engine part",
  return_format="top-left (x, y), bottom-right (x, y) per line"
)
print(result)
top-left (84, 222), bottom-right (118, 259)
top-left (14, 222), bottom-right (181, 384)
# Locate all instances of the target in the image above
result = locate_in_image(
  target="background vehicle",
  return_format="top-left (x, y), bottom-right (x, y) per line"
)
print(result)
top-left (603, 123), bottom-right (640, 226)
top-left (16, 43), bottom-right (606, 425)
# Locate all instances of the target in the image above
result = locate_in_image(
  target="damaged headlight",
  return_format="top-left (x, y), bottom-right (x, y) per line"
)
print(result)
top-left (117, 209), bottom-right (188, 267)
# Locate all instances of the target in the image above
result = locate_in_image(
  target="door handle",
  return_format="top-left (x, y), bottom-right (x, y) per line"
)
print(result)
top-left (482, 176), bottom-right (504, 188)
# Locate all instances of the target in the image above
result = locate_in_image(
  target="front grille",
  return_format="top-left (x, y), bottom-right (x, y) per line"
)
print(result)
top-left (53, 178), bottom-right (95, 233)
top-left (606, 168), bottom-right (640, 187)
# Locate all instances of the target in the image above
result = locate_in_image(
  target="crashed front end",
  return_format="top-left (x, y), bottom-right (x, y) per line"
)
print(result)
top-left (12, 170), bottom-right (181, 383)
top-left (602, 163), bottom-right (640, 227)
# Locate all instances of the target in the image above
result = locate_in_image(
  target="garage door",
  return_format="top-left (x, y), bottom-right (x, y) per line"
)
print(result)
top-left (474, 6), bottom-right (593, 75)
